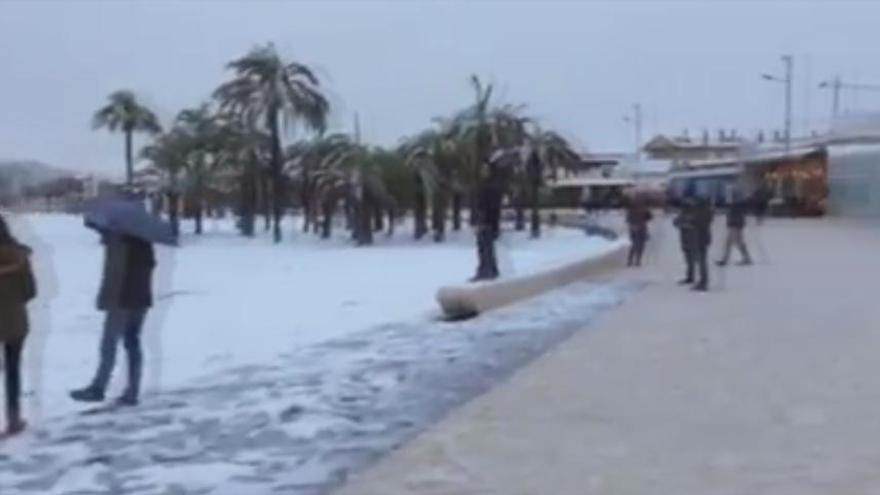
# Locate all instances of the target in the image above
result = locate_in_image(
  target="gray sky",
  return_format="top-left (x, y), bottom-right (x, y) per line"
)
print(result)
top-left (2, 0), bottom-right (879, 177)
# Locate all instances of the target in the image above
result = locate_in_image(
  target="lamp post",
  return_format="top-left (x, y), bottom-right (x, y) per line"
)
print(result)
top-left (761, 54), bottom-right (793, 152)
top-left (623, 103), bottom-right (643, 164)
top-left (819, 77), bottom-right (880, 119)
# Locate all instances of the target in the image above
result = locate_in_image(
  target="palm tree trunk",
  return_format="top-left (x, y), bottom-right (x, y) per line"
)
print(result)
top-left (530, 182), bottom-right (541, 239)
top-left (414, 175), bottom-right (428, 240)
top-left (194, 199), bottom-right (203, 235)
top-left (239, 161), bottom-right (256, 237)
top-left (514, 206), bottom-right (525, 231)
top-left (344, 196), bottom-right (354, 231)
top-left (514, 193), bottom-right (526, 231)
top-left (452, 191), bottom-right (462, 231)
top-left (268, 109), bottom-right (284, 243)
top-left (168, 190), bottom-right (180, 237)
top-left (373, 203), bottom-right (384, 232)
top-left (312, 198), bottom-right (322, 234)
top-left (124, 129), bottom-right (134, 187)
top-left (354, 191), bottom-right (374, 246)
top-left (432, 188), bottom-right (448, 242)
top-left (301, 174), bottom-right (312, 233)
top-left (260, 172), bottom-right (271, 232)
top-left (321, 198), bottom-right (334, 239)
top-left (387, 208), bottom-right (395, 237)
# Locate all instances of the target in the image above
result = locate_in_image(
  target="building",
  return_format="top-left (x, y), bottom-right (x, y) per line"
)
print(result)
top-left (643, 130), bottom-right (747, 166)
top-left (549, 152), bottom-right (625, 179)
top-left (823, 113), bottom-right (880, 217)
top-left (664, 139), bottom-right (828, 215)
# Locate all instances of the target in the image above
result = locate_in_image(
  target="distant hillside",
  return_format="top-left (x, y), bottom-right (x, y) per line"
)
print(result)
top-left (0, 160), bottom-right (76, 199)
top-left (0, 159), bottom-right (73, 182)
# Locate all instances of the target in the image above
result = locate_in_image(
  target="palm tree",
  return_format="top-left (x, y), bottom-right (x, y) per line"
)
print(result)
top-left (401, 130), bottom-right (440, 240)
top-left (211, 112), bottom-right (268, 237)
top-left (140, 129), bottom-right (190, 236)
top-left (214, 43), bottom-right (330, 243)
top-left (93, 90), bottom-right (162, 186)
top-left (401, 128), bottom-right (465, 242)
top-left (444, 76), bottom-right (529, 232)
top-left (526, 129), bottom-right (581, 237)
top-left (174, 104), bottom-right (221, 235)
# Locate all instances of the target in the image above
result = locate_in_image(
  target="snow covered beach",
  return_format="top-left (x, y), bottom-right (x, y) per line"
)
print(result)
top-left (0, 213), bottom-right (628, 494)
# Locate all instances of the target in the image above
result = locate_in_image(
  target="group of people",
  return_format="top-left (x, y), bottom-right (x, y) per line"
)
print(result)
top-left (0, 212), bottom-right (157, 437)
top-left (625, 190), bottom-right (758, 291)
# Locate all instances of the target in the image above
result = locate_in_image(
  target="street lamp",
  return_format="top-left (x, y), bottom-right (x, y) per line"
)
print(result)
top-left (623, 103), bottom-right (643, 164)
top-left (818, 77), bottom-right (880, 119)
top-left (761, 55), bottom-right (793, 152)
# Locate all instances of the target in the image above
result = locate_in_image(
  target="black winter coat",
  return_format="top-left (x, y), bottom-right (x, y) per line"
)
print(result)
top-left (727, 201), bottom-right (748, 229)
top-left (96, 235), bottom-right (155, 311)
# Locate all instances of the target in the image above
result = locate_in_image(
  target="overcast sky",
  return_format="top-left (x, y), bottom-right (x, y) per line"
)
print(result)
top-left (2, 0), bottom-right (879, 177)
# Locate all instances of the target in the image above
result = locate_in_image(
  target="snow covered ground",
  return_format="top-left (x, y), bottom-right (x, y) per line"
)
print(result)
top-left (0, 213), bottom-right (631, 494)
top-left (5, 214), bottom-right (619, 418)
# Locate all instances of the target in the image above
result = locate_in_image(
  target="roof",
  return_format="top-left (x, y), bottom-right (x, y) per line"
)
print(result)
top-left (623, 159), bottom-right (672, 175)
top-left (669, 166), bottom-right (740, 180)
top-left (643, 134), bottom-right (744, 152)
top-left (680, 145), bottom-right (825, 169)
top-left (550, 177), bottom-right (636, 188)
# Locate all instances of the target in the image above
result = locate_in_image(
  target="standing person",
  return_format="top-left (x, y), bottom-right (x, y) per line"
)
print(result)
top-left (0, 214), bottom-right (36, 435)
top-left (71, 232), bottom-right (155, 406)
top-left (716, 192), bottom-right (753, 266)
top-left (625, 196), bottom-right (653, 267)
top-left (690, 195), bottom-right (714, 291)
top-left (472, 162), bottom-right (503, 281)
top-left (673, 195), bottom-right (697, 285)
top-left (752, 183), bottom-right (771, 225)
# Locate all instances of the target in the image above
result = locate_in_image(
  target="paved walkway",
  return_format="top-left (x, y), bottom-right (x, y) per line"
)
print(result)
top-left (338, 218), bottom-right (880, 495)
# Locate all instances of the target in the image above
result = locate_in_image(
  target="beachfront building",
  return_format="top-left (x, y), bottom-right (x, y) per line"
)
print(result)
top-left (642, 130), bottom-right (746, 166)
top-left (666, 142), bottom-right (827, 215)
top-left (824, 113), bottom-right (880, 217)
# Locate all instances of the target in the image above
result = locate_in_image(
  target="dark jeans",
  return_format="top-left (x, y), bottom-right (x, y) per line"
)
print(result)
top-left (3, 337), bottom-right (24, 419)
top-left (474, 227), bottom-right (499, 281)
top-left (628, 229), bottom-right (648, 266)
top-left (89, 309), bottom-right (148, 398)
top-left (685, 243), bottom-right (709, 288)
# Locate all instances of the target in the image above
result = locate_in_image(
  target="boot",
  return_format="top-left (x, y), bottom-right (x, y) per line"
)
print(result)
top-left (114, 389), bottom-right (139, 407)
top-left (6, 416), bottom-right (26, 436)
top-left (70, 387), bottom-right (105, 403)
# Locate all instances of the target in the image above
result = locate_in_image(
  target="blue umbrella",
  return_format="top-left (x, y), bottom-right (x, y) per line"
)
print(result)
top-left (84, 198), bottom-right (177, 246)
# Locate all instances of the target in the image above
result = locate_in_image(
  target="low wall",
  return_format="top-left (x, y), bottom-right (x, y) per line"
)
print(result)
top-left (436, 242), bottom-right (629, 319)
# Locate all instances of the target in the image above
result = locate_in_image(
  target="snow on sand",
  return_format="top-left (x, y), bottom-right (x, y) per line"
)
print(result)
top-left (0, 213), bottom-right (632, 494)
top-left (5, 213), bottom-right (620, 420)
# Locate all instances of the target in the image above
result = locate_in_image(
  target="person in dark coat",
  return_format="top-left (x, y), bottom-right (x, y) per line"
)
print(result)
top-left (752, 184), bottom-right (772, 225)
top-left (472, 161), bottom-right (504, 281)
top-left (0, 213), bottom-right (36, 435)
top-left (625, 197), bottom-right (653, 267)
top-left (673, 195), bottom-right (697, 284)
top-left (674, 192), bottom-right (714, 291)
top-left (716, 192), bottom-right (753, 266)
top-left (689, 196), bottom-right (714, 291)
top-left (71, 232), bottom-right (155, 406)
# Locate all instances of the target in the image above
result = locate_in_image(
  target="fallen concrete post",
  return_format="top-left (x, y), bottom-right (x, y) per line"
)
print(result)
top-left (436, 241), bottom-right (629, 319)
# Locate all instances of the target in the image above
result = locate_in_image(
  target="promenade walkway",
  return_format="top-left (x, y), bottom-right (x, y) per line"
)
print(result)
top-left (340, 218), bottom-right (880, 495)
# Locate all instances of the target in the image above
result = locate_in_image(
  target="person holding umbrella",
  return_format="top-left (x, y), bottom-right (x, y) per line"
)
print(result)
top-left (0, 213), bottom-right (36, 435)
top-left (71, 197), bottom-right (174, 407)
